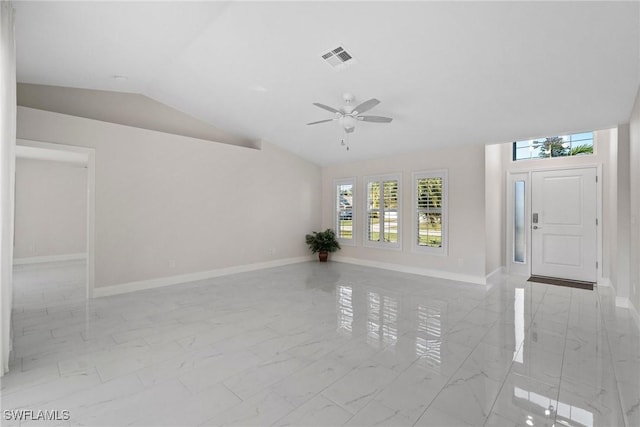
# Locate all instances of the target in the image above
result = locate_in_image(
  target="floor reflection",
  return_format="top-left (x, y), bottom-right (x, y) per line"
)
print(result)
top-left (514, 287), bottom-right (525, 363)
top-left (366, 291), bottom-right (399, 348)
top-left (336, 284), bottom-right (353, 337)
top-left (330, 275), bottom-right (620, 426)
top-left (513, 386), bottom-right (594, 427)
top-left (415, 302), bottom-right (443, 372)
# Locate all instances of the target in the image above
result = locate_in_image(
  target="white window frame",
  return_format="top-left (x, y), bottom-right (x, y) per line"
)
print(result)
top-left (334, 177), bottom-right (356, 246)
top-left (363, 173), bottom-right (402, 250)
top-left (512, 131), bottom-right (596, 162)
top-left (412, 170), bottom-right (448, 255)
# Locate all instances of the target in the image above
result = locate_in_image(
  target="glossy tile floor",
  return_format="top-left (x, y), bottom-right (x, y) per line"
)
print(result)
top-left (2, 260), bottom-right (639, 427)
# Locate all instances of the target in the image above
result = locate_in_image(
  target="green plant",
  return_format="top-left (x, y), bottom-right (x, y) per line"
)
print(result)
top-left (535, 137), bottom-right (569, 158)
top-left (305, 229), bottom-right (341, 254)
top-left (570, 144), bottom-right (594, 156)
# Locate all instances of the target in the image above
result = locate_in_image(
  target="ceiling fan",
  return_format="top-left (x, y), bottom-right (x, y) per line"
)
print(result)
top-left (307, 92), bottom-right (393, 134)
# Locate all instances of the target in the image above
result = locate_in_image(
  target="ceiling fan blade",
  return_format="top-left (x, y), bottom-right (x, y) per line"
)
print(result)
top-left (353, 98), bottom-right (380, 115)
top-left (307, 119), bottom-right (336, 125)
top-left (358, 115), bottom-right (393, 123)
top-left (312, 103), bottom-right (341, 114)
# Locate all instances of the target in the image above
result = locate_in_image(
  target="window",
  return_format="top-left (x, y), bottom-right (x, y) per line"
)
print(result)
top-left (334, 178), bottom-right (355, 244)
top-left (413, 170), bottom-right (447, 254)
top-left (364, 174), bottom-right (401, 249)
top-left (513, 180), bottom-right (526, 263)
top-left (513, 132), bottom-right (594, 161)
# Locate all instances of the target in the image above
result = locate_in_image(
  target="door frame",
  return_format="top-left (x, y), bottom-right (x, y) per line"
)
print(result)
top-left (505, 163), bottom-right (603, 284)
top-left (15, 139), bottom-right (95, 298)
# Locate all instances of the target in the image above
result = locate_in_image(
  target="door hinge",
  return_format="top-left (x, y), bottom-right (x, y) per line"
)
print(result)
top-left (596, 175), bottom-right (598, 183)
top-left (596, 218), bottom-right (599, 226)
top-left (596, 261), bottom-right (599, 269)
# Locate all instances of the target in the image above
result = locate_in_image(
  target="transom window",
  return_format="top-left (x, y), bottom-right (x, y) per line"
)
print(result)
top-left (364, 174), bottom-right (401, 249)
top-left (334, 178), bottom-right (355, 244)
top-left (513, 132), bottom-right (594, 161)
top-left (413, 170), bottom-right (447, 254)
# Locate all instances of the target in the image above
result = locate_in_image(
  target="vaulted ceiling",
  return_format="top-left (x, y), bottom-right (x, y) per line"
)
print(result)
top-left (14, 1), bottom-right (640, 165)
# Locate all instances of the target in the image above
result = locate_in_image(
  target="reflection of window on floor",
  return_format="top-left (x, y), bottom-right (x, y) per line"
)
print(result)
top-left (415, 304), bottom-right (442, 371)
top-left (513, 287), bottom-right (525, 363)
top-left (382, 295), bottom-right (398, 346)
top-left (337, 285), bottom-right (353, 336)
top-left (367, 291), bottom-right (381, 347)
top-left (367, 291), bottom-right (398, 348)
top-left (513, 132), bottom-right (594, 161)
top-left (514, 387), bottom-right (593, 427)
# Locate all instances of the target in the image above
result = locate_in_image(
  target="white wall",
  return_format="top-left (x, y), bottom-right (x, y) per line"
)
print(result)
top-left (628, 86), bottom-right (640, 314)
top-left (616, 124), bottom-right (631, 301)
top-left (484, 143), bottom-right (505, 276)
top-left (322, 144), bottom-right (488, 284)
top-left (608, 129), bottom-right (619, 288)
top-left (0, 0), bottom-right (16, 377)
top-left (17, 106), bottom-right (321, 289)
top-left (14, 158), bottom-right (87, 260)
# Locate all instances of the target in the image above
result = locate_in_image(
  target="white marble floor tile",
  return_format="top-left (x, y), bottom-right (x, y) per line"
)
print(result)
top-left (617, 377), bottom-right (640, 427)
top-left (272, 394), bottom-right (353, 427)
top-left (367, 361), bottom-right (450, 424)
top-left (511, 341), bottom-right (564, 387)
top-left (34, 374), bottom-right (144, 423)
top-left (321, 362), bottom-right (399, 414)
top-left (177, 348), bottom-right (262, 394)
top-left (424, 366), bottom-right (503, 426)
top-left (489, 372), bottom-right (558, 427)
top-left (205, 389), bottom-right (295, 427)
top-left (131, 383), bottom-right (241, 426)
top-left (2, 372), bottom-right (102, 411)
top-left (344, 401), bottom-right (415, 426)
top-left (222, 352), bottom-right (307, 400)
top-left (6, 261), bottom-right (638, 427)
top-left (271, 356), bottom-right (353, 407)
top-left (73, 378), bottom-right (192, 426)
top-left (557, 375), bottom-right (626, 427)
top-left (414, 405), bottom-right (474, 426)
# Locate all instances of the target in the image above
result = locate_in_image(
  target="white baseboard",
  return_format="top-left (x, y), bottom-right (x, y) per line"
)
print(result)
top-left (615, 294), bottom-right (640, 329)
top-left (94, 256), bottom-right (314, 298)
top-left (331, 255), bottom-right (488, 286)
top-left (603, 281), bottom-right (640, 330)
top-left (615, 296), bottom-right (630, 309)
top-left (13, 253), bottom-right (87, 265)
top-left (598, 277), bottom-right (613, 287)
top-left (629, 299), bottom-right (640, 330)
top-left (485, 266), bottom-right (505, 285)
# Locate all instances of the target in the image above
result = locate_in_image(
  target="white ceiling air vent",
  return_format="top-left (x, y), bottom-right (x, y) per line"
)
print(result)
top-left (321, 46), bottom-right (356, 70)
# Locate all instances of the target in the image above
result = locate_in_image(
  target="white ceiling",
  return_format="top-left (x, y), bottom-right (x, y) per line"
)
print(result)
top-left (14, 1), bottom-right (640, 166)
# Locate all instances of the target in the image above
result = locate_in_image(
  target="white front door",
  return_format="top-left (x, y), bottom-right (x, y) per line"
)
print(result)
top-left (531, 168), bottom-right (597, 282)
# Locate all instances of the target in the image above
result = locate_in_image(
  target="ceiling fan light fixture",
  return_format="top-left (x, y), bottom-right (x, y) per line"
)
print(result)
top-left (340, 115), bottom-right (357, 130)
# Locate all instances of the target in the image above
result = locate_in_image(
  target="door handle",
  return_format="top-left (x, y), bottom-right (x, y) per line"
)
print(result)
top-left (533, 225), bottom-right (541, 230)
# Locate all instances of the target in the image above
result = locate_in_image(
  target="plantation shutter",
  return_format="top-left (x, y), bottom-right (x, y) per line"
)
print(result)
top-left (335, 182), bottom-right (354, 240)
top-left (416, 176), bottom-right (443, 248)
top-left (366, 175), bottom-right (400, 247)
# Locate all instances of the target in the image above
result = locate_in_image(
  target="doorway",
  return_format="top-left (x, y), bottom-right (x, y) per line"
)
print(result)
top-left (15, 140), bottom-right (95, 298)
top-left (531, 168), bottom-right (597, 282)
top-left (507, 166), bottom-right (600, 283)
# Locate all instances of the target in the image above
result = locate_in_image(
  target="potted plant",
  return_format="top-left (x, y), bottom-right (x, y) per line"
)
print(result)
top-left (305, 228), bottom-right (341, 262)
